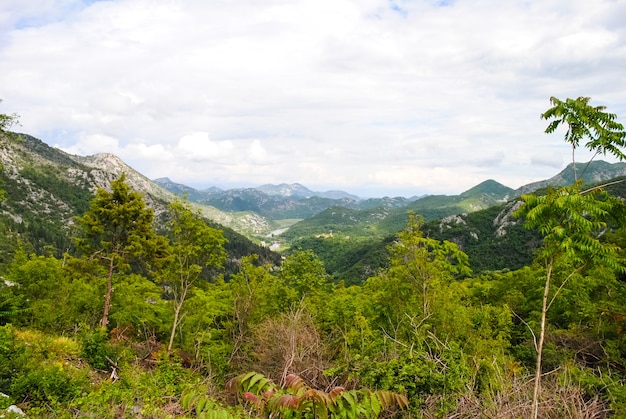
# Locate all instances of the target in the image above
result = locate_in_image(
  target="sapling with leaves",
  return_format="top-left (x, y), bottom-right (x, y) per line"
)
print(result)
top-left (160, 199), bottom-right (227, 353)
top-left (229, 255), bottom-right (297, 371)
top-left (541, 96), bottom-right (626, 181)
top-left (367, 212), bottom-right (471, 343)
top-left (280, 249), bottom-right (331, 299)
top-left (517, 96), bottom-right (626, 419)
top-left (388, 211), bottom-right (471, 319)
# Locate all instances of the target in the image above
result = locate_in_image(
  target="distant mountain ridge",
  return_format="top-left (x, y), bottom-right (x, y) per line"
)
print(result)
top-left (158, 160), bottom-right (626, 210)
top-left (153, 179), bottom-right (362, 201)
top-left (154, 162), bottom-right (626, 242)
top-left (152, 179), bottom-right (369, 220)
top-left (7, 132), bottom-right (626, 247)
top-left (255, 183), bottom-right (360, 200)
top-left (514, 161), bottom-right (626, 195)
top-left (461, 179), bottom-right (514, 200)
top-left (152, 178), bottom-right (517, 223)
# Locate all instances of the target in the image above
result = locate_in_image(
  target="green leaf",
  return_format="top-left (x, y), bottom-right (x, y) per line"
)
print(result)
top-left (196, 396), bottom-right (207, 413)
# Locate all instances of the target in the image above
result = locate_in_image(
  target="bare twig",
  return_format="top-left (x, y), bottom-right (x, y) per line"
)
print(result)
top-left (511, 308), bottom-right (538, 352)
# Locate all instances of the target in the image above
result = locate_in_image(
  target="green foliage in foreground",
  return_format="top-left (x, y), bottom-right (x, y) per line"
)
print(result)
top-left (220, 371), bottom-right (409, 418)
top-left (519, 95), bottom-right (626, 419)
top-left (2, 217), bottom-right (626, 417)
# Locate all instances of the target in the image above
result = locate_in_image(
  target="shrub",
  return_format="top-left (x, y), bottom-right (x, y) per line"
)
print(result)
top-left (10, 363), bottom-right (87, 406)
top-left (79, 326), bottom-right (117, 371)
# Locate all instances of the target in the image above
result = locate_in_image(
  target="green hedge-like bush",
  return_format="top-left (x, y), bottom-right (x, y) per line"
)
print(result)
top-left (79, 326), bottom-right (117, 371)
top-left (10, 364), bottom-right (87, 405)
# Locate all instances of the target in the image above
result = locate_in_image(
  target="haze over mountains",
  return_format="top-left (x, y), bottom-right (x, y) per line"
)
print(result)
top-left (156, 159), bottom-right (626, 204)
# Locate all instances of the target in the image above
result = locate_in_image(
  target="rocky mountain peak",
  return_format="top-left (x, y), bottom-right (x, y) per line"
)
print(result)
top-left (69, 152), bottom-right (173, 204)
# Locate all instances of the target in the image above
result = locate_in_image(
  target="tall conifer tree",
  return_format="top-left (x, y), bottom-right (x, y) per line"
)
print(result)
top-left (75, 173), bottom-right (164, 328)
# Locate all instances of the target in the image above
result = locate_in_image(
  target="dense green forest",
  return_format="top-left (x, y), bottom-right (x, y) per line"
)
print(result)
top-left (2, 97), bottom-right (626, 418)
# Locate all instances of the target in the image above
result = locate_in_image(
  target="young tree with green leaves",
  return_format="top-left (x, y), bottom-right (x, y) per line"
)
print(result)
top-left (541, 96), bottom-right (626, 181)
top-left (280, 249), bottom-right (331, 299)
top-left (75, 173), bottom-right (166, 328)
top-left (229, 255), bottom-right (295, 371)
top-left (356, 213), bottom-right (475, 413)
top-left (161, 199), bottom-right (227, 353)
top-left (516, 183), bottom-right (625, 418)
top-left (517, 96), bottom-right (626, 419)
top-left (5, 249), bottom-right (70, 331)
top-left (366, 212), bottom-right (471, 343)
top-left (388, 212), bottom-right (471, 320)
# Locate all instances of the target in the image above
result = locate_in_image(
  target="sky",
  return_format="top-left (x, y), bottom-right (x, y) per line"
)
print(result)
top-left (1, 0), bottom-right (626, 198)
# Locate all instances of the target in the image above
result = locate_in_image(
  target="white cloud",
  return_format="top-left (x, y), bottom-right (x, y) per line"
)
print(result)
top-left (176, 133), bottom-right (234, 160)
top-left (61, 133), bottom-right (120, 156)
top-left (123, 142), bottom-right (168, 160)
top-left (2, 0), bottom-right (626, 197)
top-left (246, 140), bottom-right (270, 164)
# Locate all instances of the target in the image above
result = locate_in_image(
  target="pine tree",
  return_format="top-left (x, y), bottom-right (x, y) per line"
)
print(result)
top-left (75, 173), bottom-right (166, 328)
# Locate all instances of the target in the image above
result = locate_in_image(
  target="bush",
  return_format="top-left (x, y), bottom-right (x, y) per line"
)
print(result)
top-left (355, 343), bottom-right (472, 416)
top-left (0, 326), bottom-right (89, 413)
top-left (79, 326), bottom-right (117, 371)
top-left (10, 364), bottom-right (87, 405)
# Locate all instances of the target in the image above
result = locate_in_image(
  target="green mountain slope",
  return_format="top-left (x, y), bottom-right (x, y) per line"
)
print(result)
top-left (282, 179), bottom-right (513, 245)
top-left (155, 179), bottom-right (414, 221)
top-left (280, 206), bottom-right (393, 241)
top-left (460, 179), bottom-right (514, 199)
top-left (514, 161), bottom-right (626, 195)
top-left (289, 175), bottom-right (626, 285)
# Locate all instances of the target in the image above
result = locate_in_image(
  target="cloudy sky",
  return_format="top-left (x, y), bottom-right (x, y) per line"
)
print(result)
top-left (1, 0), bottom-right (625, 197)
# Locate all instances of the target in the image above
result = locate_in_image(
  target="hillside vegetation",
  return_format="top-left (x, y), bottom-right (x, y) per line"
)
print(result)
top-left (2, 97), bottom-right (626, 418)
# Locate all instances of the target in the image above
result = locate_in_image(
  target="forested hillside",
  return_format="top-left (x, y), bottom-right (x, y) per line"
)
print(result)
top-left (284, 174), bottom-right (626, 285)
top-left (291, 202), bottom-right (542, 285)
top-left (2, 97), bottom-right (626, 418)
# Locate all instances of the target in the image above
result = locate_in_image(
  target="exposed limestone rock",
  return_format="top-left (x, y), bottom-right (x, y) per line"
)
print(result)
top-left (439, 214), bottom-right (467, 233)
top-left (493, 201), bottom-right (523, 237)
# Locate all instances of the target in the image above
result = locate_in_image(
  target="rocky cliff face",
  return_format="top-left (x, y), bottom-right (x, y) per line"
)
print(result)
top-left (0, 136), bottom-right (177, 224)
top-left (70, 153), bottom-right (172, 199)
top-left (63, 151), bottom-right (275, 235)
top-left (68, 152), bottom-right (177, 218)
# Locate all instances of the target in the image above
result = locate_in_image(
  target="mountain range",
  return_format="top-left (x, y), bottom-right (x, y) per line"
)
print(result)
top-left (3, 133), bottom-right (626, 280)
top-left (156, 160), bottom-right (626, 219)
top-left (154, 160), bottom-right (626, 241)
top-left (155, 160), bottom-right (626, 282)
